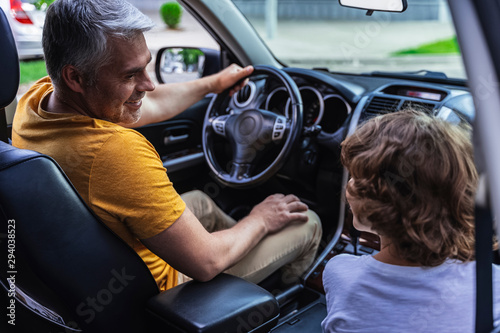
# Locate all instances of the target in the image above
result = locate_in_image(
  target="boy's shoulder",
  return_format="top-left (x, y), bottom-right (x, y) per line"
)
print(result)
top-left (494, 263), bottom-right (500, 280)
top-left (322, 254), bottom-right (370, 291)
top-left (330, 253), bottom-right (370, 264)
top-left (324, 254), bottom-right (368, 275)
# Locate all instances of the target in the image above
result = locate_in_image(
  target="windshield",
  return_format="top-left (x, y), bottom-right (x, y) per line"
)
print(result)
top-left (231, 0), bottom-right (465, 79)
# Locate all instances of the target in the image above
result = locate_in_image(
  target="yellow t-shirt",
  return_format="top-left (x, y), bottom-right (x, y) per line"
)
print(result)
top-left (12, 77), bottom-right (185, 291)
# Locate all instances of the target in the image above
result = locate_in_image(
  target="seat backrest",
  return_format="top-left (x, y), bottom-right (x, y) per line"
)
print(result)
top-left (0, 142), bottom-right (160, 332)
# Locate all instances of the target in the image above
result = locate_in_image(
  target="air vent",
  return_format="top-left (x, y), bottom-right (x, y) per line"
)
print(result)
top-left (364, 96), bottom-right (401, 115)
top-left (233, 81), bottom-right (256, 108)
top-left (400, 100), bottom-right (436, 113)
top-left (237, 85), bottom-right (252, 103)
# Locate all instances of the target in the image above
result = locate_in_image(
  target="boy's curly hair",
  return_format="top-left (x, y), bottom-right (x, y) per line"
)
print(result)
top-left (341, 110), bottom-right (478, 266)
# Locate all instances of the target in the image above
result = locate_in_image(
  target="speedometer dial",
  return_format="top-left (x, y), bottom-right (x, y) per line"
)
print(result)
top-left (266, 86), bottom-right (324, 127)
top-left (286, 86), bottom-right (324, 127)
top-left (265, 87), bottom-right (289, 116)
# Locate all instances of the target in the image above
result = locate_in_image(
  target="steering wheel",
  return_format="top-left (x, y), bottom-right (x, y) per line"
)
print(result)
top-left (202, 65), bottom-right (303, 188)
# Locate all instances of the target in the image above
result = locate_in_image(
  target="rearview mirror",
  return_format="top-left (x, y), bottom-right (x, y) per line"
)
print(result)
top-left (339, 0), bottom-right (408, 13)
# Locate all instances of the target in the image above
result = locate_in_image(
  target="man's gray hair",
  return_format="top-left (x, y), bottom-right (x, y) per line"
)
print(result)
top-left (43, 0), bottom-right (154, 87)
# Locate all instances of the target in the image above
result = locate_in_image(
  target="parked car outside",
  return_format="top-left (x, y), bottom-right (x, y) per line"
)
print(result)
top-left (0, 0), bottom-right (45, 60)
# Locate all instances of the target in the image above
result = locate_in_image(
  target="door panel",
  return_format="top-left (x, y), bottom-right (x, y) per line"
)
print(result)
top-left (134, 96), bottom-right (213, 187)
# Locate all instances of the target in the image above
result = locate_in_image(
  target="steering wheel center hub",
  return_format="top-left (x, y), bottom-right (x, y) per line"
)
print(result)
top-left (239, 117), bottom-right (256, 135)
top-left (234, 111), bottom-right (263, 144)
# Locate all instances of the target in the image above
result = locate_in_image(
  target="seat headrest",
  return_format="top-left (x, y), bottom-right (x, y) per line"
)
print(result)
top-left (0, 9), bottom-right (20, 109)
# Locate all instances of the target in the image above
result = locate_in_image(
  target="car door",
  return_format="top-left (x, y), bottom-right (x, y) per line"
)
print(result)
top-left (134, 93), bottom-right (210, 192)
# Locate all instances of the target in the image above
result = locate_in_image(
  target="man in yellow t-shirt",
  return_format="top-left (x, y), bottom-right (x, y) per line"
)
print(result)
top-left (13, 0), bottom-right (322, 291)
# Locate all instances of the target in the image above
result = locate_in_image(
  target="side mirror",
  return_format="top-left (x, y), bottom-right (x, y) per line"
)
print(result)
top-left (155, 47), bottom-right (220, 84)
top-left (339, 0), bottom-right (408, 13)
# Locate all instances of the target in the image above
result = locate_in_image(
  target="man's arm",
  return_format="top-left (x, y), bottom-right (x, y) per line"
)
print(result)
top-left (126, 64), bottom-right (254, 128)
top-left (141, 194), bottom-right (309, 282)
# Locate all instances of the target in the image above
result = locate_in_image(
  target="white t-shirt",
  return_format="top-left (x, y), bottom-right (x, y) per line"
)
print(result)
top-left (322, 254), bottom-right (500, 333)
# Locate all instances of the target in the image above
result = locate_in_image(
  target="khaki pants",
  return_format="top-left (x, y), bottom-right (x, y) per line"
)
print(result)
top-left (178, 190), bottom-right (322, 285)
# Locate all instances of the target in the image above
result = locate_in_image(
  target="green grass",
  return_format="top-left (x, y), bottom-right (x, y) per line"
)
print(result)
top-left (19, 60), bottom-right (47, 85)
top-left (392, 36), bottom-right (460, 56)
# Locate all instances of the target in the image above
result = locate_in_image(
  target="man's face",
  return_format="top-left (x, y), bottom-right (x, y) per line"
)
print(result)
top-left (81, 33), bottom-right (155, 125)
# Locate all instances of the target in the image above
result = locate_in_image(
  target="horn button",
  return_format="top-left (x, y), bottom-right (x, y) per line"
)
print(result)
top-left (233, 111), bottom-right (265, 144)
top-left (239, 117), bottom-right (256, 135)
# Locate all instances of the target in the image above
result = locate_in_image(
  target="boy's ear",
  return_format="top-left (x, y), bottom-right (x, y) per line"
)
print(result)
top-left (61, 65), bottom-right (86, 93)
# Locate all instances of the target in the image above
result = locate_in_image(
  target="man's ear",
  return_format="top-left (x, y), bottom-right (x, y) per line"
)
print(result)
top-left (61, 65), bottom-right (86, 93)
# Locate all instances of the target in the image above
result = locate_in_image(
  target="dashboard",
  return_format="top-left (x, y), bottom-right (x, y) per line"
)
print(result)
top-left (231, 67), bottom-right (474, 155)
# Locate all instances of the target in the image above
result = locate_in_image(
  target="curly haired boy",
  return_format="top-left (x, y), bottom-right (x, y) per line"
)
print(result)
top-left (322, 110), bottom-right (499, 332)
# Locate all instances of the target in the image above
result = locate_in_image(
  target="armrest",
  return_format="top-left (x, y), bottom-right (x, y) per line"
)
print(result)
top-left (145, 273), bottom-right (279, 333)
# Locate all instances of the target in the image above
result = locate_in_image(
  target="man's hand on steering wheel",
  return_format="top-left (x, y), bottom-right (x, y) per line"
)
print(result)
top-left (211, 64), bottom-right (255, 96)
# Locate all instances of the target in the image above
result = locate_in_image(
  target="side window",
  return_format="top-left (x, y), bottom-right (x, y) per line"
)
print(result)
top-left (143, 5), bottom-right (220, 84)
